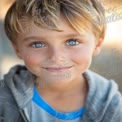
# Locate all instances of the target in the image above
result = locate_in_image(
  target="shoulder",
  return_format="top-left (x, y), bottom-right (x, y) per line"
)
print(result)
top-left (84, 70), bottom-right (119, 93)
top-left (0, 79), bottom-right (13, 100)
top-left (0, 79), bottom-right (21, 121)
top-left (101, 86), bottom-right (122, 121)
top-left (84, 70), bottom-right (121, 102)
top-left (83, 70), bottom-right (122, 121)
top-left (0, 79), bottom-right (18, 107)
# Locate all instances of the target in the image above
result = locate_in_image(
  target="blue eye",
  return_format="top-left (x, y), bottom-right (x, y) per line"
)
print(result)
top-left (66, 39), bottom-right (79, 46)
top-left (31, 42), bottom-right (45, 48)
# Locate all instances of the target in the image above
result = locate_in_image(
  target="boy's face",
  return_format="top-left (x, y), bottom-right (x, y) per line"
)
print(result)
top-left (13, 17), bottom-right (103, 86)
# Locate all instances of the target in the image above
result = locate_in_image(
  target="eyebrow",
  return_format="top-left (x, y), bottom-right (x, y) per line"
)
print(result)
top-left (63, 33), bottom-right (83, 37)
top-left (22, 33), bottom-right (83, 42)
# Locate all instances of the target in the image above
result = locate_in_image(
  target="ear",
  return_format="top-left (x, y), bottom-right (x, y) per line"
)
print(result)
top-left (93, 38), bottom-right (104, 56)
top-left (12, 43), bottom-right (23, 59)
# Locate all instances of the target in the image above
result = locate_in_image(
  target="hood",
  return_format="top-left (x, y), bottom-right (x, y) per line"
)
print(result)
top-left (83, 70), bottom-right (119, 121)
top-left (4, 65), bottom-right (120, 121)
top-left (4, 65), bottom-right (35, 109)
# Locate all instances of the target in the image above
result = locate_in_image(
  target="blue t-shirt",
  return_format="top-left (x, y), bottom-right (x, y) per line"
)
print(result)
top-left (31, 86), bottom-right (85, 122)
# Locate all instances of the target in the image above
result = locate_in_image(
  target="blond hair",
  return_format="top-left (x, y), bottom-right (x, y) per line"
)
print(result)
top-left (4, 0), bottom-right (106, 42)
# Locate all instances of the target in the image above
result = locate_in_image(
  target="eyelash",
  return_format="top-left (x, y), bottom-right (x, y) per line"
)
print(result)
top-left (30, 39), bottom-right (80, 48)
top-left (31, 42), bottom-right (46, 48)
top-left (66, 39), bottom-right (80, 46)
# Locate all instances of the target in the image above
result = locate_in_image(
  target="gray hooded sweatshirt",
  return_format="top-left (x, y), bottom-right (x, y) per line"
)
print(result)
top-left (0, 65), bottom-right (122, 122)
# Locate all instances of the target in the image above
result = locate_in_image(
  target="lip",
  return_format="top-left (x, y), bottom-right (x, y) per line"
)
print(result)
top-left (42, 66), bottom-right (72, 72)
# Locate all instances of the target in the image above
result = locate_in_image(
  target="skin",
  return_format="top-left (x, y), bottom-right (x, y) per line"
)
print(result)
top-left (12, 16), bottom-right (104, 112)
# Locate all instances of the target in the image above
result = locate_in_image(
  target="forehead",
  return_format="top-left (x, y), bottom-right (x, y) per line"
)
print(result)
top-left (18, 16), bottom-right (87, 39)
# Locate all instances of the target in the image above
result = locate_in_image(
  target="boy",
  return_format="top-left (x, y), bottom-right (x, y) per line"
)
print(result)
top-left (0, 0), bottom-right (122, 122)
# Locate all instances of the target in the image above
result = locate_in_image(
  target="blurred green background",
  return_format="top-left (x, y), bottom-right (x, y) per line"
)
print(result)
top-left (0, 0), bottom-right (122, 92)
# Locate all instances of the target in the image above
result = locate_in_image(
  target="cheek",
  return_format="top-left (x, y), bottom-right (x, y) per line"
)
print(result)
top-left (21, 51), bottom-right (44, 68)
top-left (70, 47), bottom-right (93, 70)
top-left (22, 52), bottom-right (45, 75)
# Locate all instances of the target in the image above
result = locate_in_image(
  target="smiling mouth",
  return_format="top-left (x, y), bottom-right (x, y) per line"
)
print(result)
top-left (42, 66), bottom-right (72, 72)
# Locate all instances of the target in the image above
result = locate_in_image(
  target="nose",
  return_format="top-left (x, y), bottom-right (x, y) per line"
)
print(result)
top-left (48, 46), bottom-right (66, 64)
